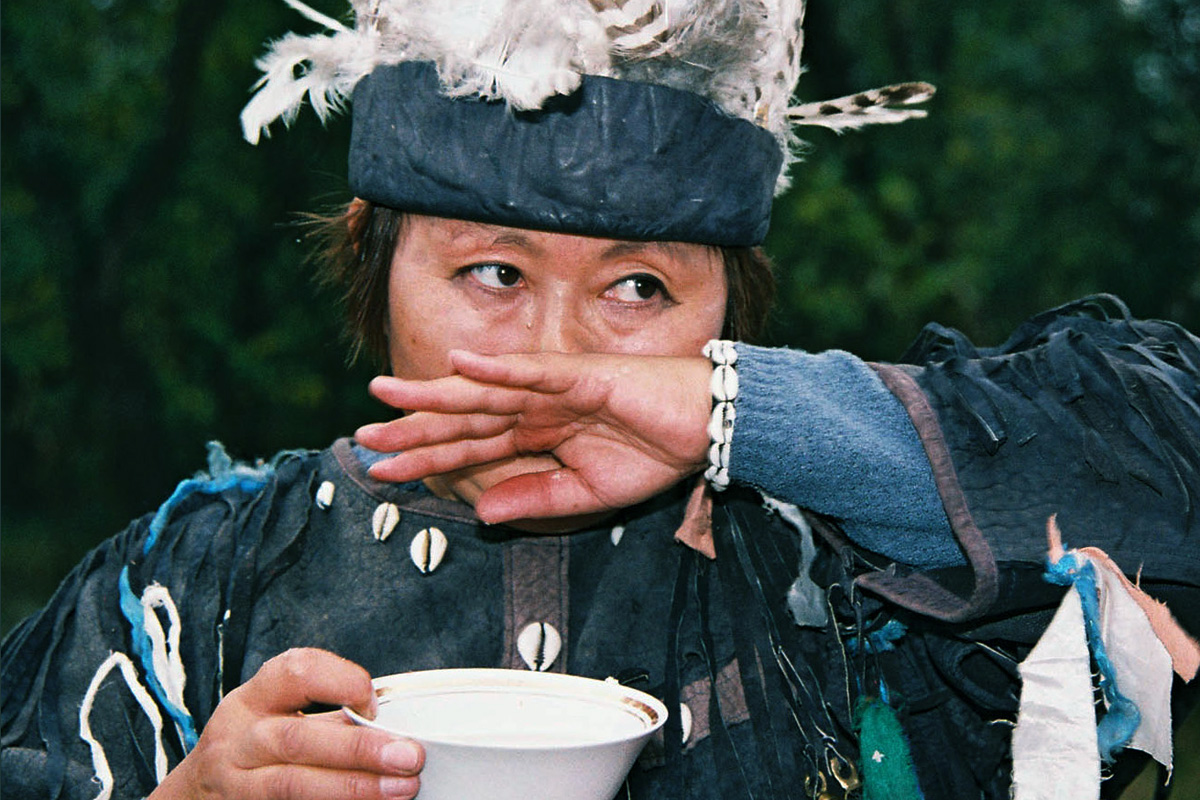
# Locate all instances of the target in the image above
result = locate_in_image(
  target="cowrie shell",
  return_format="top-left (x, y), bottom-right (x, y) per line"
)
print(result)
top-left (680, 702), bottom-right (694, 744)
top-left (707, 441), bottom-right (730, 470)
top-left (517, 622), bottom-right (562, 672)
top-left (707, 403), bottom-right (736, 444)
top-left (409, 527), bottom-right (448, 574)
top-left (610, 524), bottom-right (625, 546)
top-left (702, 340), bottom-right (738, 365)
top-left (705, 465), bottom-right (730, 489)
top-left (371, 502), bottom-right (400, 542)
top-left (314, 481), bottom-right (335, 510)
top-left (719, 341), bottom-right (738, 365)
top-left (710, 365), bottom-right (738, 402)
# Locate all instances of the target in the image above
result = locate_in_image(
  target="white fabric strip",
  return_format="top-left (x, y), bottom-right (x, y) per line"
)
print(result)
top-left (1011, 587), bottom-right (1099, 800)
top-left (1094, 559), bottom-right (1174, 773)
top-left (141, 584), bottom-right (188, 714)
top-left (80, 652), bottom-right (169, 800)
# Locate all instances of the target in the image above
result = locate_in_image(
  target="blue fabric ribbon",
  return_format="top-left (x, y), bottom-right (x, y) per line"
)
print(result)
top-left (117, 567), bottom-right (200, 749)
top-left (143, 442), bottom-right (278, 555)
top-left (1044, 550), bottom-right (1141, 762)
top-left (847, 619), bottom-right (909, 656)
top-left (119, 441), bottom-right (281, 751)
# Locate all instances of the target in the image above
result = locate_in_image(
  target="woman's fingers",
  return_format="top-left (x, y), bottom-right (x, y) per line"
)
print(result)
top-left (252, 713), bottom-right (423, 777)
top-left (357, 412), bottom-right (515, 454)
top-left (152, 753), bottom-right (421, 800)
top-left (367, 432), bottom-right (521, 483)
top-left (448, 350), bottom-right (578, 394)
top-left (237, 764), bottom-right (420, 800)
top-left (154, 649), bottom-right (426, 800)
top-left (357, 353), bottom-right (713, 503)
top-left (368, 374), bottom-right (535, 415)
top-left (474, 468), bottom-right (606, 523)
top-left (239, 649), bottom-right (376, 717)
top-left (368, 352), bottom-right (608, 416)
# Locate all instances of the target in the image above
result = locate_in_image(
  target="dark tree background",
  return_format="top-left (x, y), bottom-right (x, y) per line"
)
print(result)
top-left (2, 1), bottom-right (1198, 794)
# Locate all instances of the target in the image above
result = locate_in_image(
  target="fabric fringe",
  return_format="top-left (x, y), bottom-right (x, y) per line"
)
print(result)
top-left (111, 441), bottom-right (283, 755)
top-left (144, 441), bottom-right (279, 554)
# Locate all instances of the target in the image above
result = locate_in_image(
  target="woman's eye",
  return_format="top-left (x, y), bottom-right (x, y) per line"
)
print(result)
top-left (608, 274), bottom-right (667, 303)
top-left (467, 263), bottom-right (522, 289)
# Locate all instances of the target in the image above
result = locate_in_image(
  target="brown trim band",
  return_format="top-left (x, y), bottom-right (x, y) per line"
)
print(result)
top-left (503, 537), bottom-right (571, 671)
top-left (680, 658), bottom-right (751, 751)
top-left (863, 364), bottom-right (999, 622)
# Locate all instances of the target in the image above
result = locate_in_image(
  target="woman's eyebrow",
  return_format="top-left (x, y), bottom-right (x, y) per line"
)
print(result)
top-left (489, 231), bottom-right (539, 250)
top-left (600, 240), bottom-right (680, 260)
top-left (442, 223), bottom-right (541, 254)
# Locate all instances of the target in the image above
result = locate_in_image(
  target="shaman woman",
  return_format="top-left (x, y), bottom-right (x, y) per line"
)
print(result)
top-left (4, 2), bottom-right (1199, 799)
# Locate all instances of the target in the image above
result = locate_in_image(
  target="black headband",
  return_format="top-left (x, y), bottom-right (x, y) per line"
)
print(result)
top-left (348, 61), bottom-right (782, 247)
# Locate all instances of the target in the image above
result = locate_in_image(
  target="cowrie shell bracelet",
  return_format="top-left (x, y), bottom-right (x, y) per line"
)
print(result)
top-left (702, 340), bottom-right (738, 491)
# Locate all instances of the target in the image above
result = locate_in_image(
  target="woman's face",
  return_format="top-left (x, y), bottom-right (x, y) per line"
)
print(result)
top-left (387, 214), bottom-right (728, 511)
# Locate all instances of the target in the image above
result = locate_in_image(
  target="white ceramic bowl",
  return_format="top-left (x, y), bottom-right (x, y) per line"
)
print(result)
top-left (344, 668), bottom-right (668, 800)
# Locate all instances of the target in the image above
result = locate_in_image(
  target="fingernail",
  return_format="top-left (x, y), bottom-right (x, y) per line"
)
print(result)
top-left (381, 740), bottom-right (422, 773)
top-left (380, 776), bottom-right (419, 799)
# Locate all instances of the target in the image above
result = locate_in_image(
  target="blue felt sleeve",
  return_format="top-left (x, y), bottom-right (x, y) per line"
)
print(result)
top-left (726, 344), bottom-right (963, 568)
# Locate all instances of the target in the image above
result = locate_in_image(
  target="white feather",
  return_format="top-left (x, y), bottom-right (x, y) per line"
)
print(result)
top-left (788, 82), bottom-right (936, 132)
top-left (241, 27), bottom-right (381, 144)
top-left (283, 0), bottom-right (350, 32)
top-left (792, 107), bottom-right (930, 133)
top-left (590, 0), bottom-right (669, 54)
top-left (242, 0), bottom-right (933, 193)
top-left (759, 0), bottom-right (807, 190)
top-left (436, 0), bottom-right (609, 109)
top-left (753, 0), bottom-right (807, 131)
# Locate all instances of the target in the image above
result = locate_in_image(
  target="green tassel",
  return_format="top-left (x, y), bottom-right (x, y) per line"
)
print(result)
top-left (855, 696), bottom-right (925, 800)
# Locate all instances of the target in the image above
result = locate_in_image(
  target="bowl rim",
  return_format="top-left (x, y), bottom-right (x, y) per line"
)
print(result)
top-left (343, 667), bottom-right (669, 750)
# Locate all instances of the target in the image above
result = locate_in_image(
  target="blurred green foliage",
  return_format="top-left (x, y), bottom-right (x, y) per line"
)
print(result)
top-left (2, 4), bottom-right (1199, 792)
top-left (762, 0), bottom-right (1199, 359)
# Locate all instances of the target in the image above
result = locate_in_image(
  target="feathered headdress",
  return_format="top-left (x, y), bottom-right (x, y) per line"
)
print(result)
top-left (242, 0), bottom-right (933, 245)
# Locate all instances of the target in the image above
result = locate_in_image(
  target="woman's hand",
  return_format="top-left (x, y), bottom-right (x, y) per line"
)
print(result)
top-left (356, 350), bottom-right (713, 523)
top-left (150, 648), bottom-right (423, 800)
